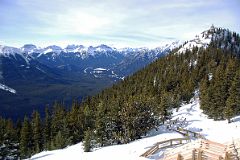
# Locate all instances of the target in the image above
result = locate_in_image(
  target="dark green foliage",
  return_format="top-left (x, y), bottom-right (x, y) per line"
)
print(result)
top-left (83, 128), bottom-right (92, 152)
top-left (32, 111), bottom-right (43, 153)
top-left (159, 92), bottom-right (174, 123)
top-left (50, 103), bottom-right (72, 149)
top-left (225, 69), bottom-right (240, 122)
top-left (67, 100), bottom-right (84, 144)
top-left (199, 46), bottom-right (240, 120)
top-left (20, 116), bottom-right (32, 159)
top-left (208, 65), bottom-right (228, 119)
top-left (95, 101), bottom-right (107, 146)
top-left (43, 107), bottom-right (51, 150)
top-left (52, 129), bottom-right (71, 149)
top-left (0, 118), bottom-right (19, 159)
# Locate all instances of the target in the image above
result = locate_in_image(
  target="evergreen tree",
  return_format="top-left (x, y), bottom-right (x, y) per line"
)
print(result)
top-left (32, 111), bottom-right (42, 153)
top-left (83, 128), bottom-right (92, 152)
top-left (225, 69), bottom-right (240, 122)
top-left (210, 65), bottom-right (228, 119)
top-left (51, 102), bottom-right (66, 140)
top-left (43, 107), bottom-right (51, 150)
top-left (68, 100), bottom-right (83, 144)
top-left (53, 131), bottom-right (66, 149)
top-left (20, 116), bottom-right (32, 158)
top-left (95, 101), bottom-right (107, 146)
top-left (50, 102), bottom-right (71, 149)
top-left (0, 119), bottom-right (19, 159)
top-left (83, 103), bottom-right (94, 129)
top-left (159, 92), bottom-right (173, 123)
top-left (199, 75), bottom-right (211, 113)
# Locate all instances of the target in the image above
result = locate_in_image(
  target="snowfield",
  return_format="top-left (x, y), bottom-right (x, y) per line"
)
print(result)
top-left (0, 83), bottom-right (16, 94)
top-left (29, 98), bottom-right (240, 160)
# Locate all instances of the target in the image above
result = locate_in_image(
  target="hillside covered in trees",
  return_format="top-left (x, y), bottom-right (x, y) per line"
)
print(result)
top-left (0, 27), bottom-right (240, 159)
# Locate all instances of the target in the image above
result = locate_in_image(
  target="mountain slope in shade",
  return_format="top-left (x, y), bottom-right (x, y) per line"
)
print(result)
top-left (0, 42), bottom-right (178, 120)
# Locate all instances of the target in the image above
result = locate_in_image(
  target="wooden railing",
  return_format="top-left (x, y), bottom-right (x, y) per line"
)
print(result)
top-left (140, 126), bottom-right (206, 158)
top-left (176, 127), bottom-right (205, 139)
top-left (140, 137), bottom-right (190, 158)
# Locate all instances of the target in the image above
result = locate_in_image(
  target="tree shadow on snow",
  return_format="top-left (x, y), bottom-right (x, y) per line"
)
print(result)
top-left (30, 153), bottom-right (53, 160)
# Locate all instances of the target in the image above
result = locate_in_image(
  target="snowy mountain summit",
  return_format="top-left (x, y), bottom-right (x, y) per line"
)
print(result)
top-left (176, 25), bottom-right (240, 56)
top-left (0, 45), bottom-right (21, 56)
top-left (177, 26), bottom-right (216, 54)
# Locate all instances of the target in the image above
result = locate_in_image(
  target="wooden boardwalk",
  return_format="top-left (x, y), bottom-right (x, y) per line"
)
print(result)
top-left (139, 121), bottom-right (240, 160)
top-left (140, 126), bottom-right (205, 158)
top-left (164, 139), bottom-right (240, 160)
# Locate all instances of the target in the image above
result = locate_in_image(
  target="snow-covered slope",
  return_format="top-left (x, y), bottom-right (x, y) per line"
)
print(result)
top-left (176, 28), bottom-right (214, 54)
top-left (0, 83), bottom-right (16, 94)
top-left (175, 25), bottom-right (239, 55)
top-left (29, 97), bottom-right (240, 160)
top-left (171, 99), bottom-right (240, 143)
top-left (0, 45), bottom-right (21, 57)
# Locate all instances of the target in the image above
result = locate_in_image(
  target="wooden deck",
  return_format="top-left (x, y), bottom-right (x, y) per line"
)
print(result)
top-left (163, 139), bottom-right (238, 160)
top-left (139, 122), bottom-right (240, 160)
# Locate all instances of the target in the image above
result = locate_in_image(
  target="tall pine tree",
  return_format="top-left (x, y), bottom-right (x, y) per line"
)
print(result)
top-left (32, 111), bottom-right (42, 153)
top-left (20, 116), bottom-right (32, 158)
top-left (225, 69), bottom-right (240, 122)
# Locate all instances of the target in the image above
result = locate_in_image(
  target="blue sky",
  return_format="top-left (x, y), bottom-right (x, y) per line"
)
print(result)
top-left (0, 0), bottom-right (239, 48)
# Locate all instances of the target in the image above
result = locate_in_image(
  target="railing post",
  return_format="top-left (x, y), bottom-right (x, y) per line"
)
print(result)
top-left (192, 149), bottom-right (196, 160)
top-left (197, 149), bottom-right (202, 160)
top-left (224, 152), bottom-right (230, 160)
top-left (177, 153), bottom-right (182, 160)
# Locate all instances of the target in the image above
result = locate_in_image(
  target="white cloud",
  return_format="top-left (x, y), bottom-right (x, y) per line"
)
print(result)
top-left (36, 11), bottom-right (110, 35)
top-left (0, 0), bottom-right (239, 47)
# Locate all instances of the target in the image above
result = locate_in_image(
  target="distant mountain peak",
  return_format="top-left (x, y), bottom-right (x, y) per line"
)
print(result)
top-left (95, 44), bottom-right (115, 52)
top-left (21, 44), bottom-right (37, 53)
top-left (0, 45), bottom-right (21, 56)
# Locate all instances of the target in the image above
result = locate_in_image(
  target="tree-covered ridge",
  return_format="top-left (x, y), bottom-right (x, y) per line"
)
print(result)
top-left (0, 27), bottom-right (240, 159)
top-left (209, 27), bottom-right (240, 56)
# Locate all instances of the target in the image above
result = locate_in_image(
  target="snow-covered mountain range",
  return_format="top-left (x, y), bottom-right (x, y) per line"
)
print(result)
top-left (0, 42), bottom-right (180, 60)
top-left (0, 40), bottom-right (181, 120)
top-left (0, 41), bottom-right (181, 81)
top-left (1, 26), bottom-right (236, 121)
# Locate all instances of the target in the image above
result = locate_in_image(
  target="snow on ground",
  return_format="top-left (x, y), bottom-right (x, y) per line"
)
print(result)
top-left (0, 83), bottom-right (16, 94)
top-left (94, 68), bottom-right (107, 71)
top-left (29, 98), bottom-right (240, 160)
top-left (176, 30), bottom-right (212, 54)
top-left (171, 98), bottom-right (240, 143)
top-left (30, 129), bottom-right (182, 160)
